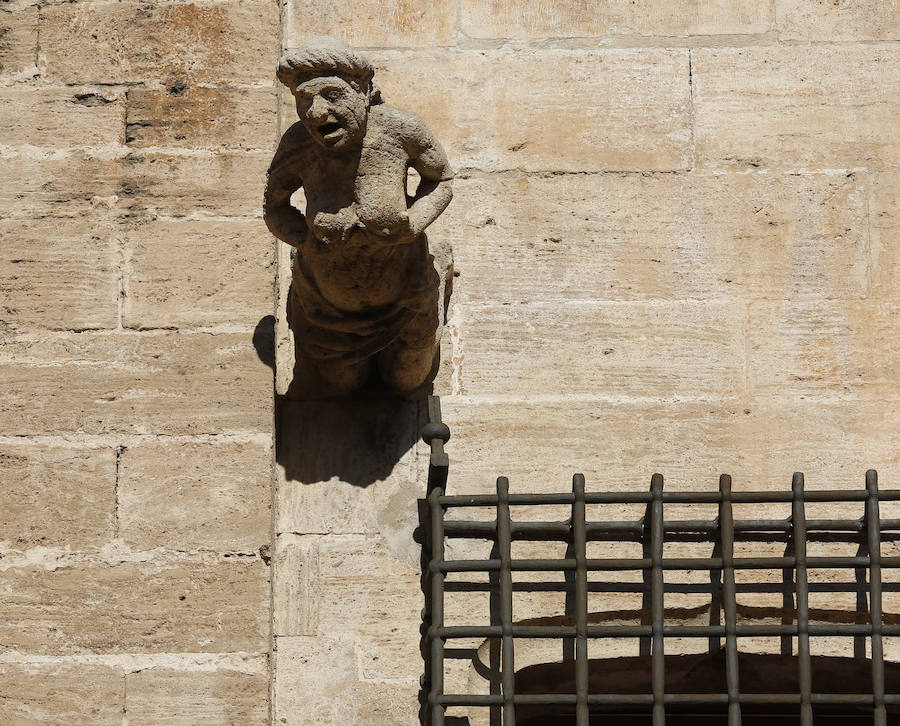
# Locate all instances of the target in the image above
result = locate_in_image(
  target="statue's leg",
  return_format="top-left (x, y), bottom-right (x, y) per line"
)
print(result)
top-left (377, 308), bottom-right (440, 392)
top-left (313, 357), bottom-right (372, 397)
top-left (286, 351), bottom-right (371, 400)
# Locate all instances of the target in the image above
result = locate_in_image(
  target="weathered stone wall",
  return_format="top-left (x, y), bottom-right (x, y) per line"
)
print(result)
top-left (273, 2), bottom-right (900, 724)
top-left (0, 0), bottom-right (279, 723)
top-left (3, 0), bottom-right (899, 724)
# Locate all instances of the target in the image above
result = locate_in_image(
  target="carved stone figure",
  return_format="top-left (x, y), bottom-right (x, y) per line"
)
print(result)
top-left (264, 37), bottom-right (453, 396)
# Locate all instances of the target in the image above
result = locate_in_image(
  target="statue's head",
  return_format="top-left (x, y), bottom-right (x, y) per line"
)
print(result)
top-left (276, 37), bottom-right (382, 152)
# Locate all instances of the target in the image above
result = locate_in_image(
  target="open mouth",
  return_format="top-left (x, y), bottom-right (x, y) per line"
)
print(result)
top-left (317, 121), bottom-right (343, 139)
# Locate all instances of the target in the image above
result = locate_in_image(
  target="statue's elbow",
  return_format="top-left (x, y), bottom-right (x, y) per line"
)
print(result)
top-left (442, 181), bottom-right (453, 209)
top-left (262, 206), bottom-right (274, 229)
top-left (263, 207), bottom-right (288, 244)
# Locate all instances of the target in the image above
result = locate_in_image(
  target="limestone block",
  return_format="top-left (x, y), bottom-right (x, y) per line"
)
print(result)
top-left (126, 668), bottom-right (268, 726)
top-left (126, 86), bottom-right (278, 150)
top-left (453, 300), bottom-right (745, 398)
top-left (0, 662), bottom-right (122, 726)
top-left (0, 86), bottom-right (124, 149)
top-left (274, 534), bottom-right (421, 681)
top-left (871, 172), bottom-right (900, 298)
top-left (123, 219), bottom-right (275, 329)
top-left (0, 332), bottom-right (272, 435)
top-left (272, 536), bottom-right (318, 638)
top-left (40, 0), bottom-right (279, 85)
top-left (0, 1), bottom-right (38, 79)
top-left (0, 443), bottom-right (115, 550)
top-left (461, 0), bottom-right (771, 40)
top-left (284, 0), bottom-right (456, 48)
top-left (119, 440), bottom-right (272, 552)
top-left (438, 399), bottom-right (900, 496)
top-left (693, 46), bottom-right (900, 170)
top-left (435, 171), bottom-right (868, 303)
top-left (748, 301), bottom-right (900, 400)
top-left (0, 154), bottom-right (124, 220)
top-left (372, 48), bottom-right (691, 172)
top-left (275, 635), bottom-right (418, 726)
top-left (118, 151), bottom-right (271, 217)
top-left (776, 0), bottom-right (900, 41)
top-left (4, 150), bottom-right (265, 220)
top-left (0, 215), bottom-right (119, 331)
top-left (276, 398), bottom-right (421, 549)
top-left (0, 560), bottom-right (269, 653)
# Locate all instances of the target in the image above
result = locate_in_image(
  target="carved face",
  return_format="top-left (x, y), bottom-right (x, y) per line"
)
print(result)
top-left (293, 76), bottom-right (369, 152)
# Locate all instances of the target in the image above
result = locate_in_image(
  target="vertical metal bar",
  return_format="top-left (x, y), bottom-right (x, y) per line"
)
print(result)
top-left (792, 472), bottom-right (812, 726)
top-left (649, 473), bottom-right (666, 726)
top-left (641, 492), bottom-right (653, 658)
top-left (429, 487), bottom-right (446, 726)
top-left (573, 474), bottom-right (589, 726)
top-left (709, 540), bottom-right (723, 654)
top-left (418, 496), bottom-right (433, 726)
top-left (866, 469), bottom-right (886, 726)
top-left (719, 474), bottom-right (742, 726)
top-left (489, 538), bottom-right (501, 726)
top-left (563, 538), bottom-right (575, 663)
top-left (497, 476), bottom-right (516, 726)
top-left (855, 531), bottom-right (868, 660)
top-left (423, 396), bottom-right (450, 495)
top-left (781, 537), bottom-right (794, 657)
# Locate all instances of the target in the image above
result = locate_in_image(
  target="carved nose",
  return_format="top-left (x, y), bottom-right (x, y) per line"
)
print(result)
top-left (309, 96), bottom-right (329, 119)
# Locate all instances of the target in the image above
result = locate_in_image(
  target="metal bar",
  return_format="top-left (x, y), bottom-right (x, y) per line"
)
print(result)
top-left (438, 692), bottom-right (900, 707)
top-left (709, 537), bottom-right (722, 653)
top-left (867, 469), bottom-right (887, 726)
top-left (489, 537), bottom-right (501, 726)
top-left (444, 579), bottom-right (900, 595)
top-left (442, 518), bottom-right (900, 538)
top-left (423, 396), bottom-right (450, 495)
top-left (438, 554), bottom-right (900, 573)
top-left (855, 524), bottom-right (867, 659)
top-left (792, 473), bottom-right (812, 726)
top-left (640, 482), bottom-right (654, 659)
top-left (650, 473), bottom-right (666, 726)
top-left (719, 474), bottom-right (741, 726)
top-left (429, 486), bottom-right (446, 726)
top-left (640, 489), bottom-right (652, 658)
top-left (572, 474), bottom-right (588, 726)
top-left (781, 529), bottom-right (793, 658)
top-left (438, 622), bottom-right (900, 639)
top-left (439, 489), bottom-right (900, 507)
top-left (497, 476), bottom-right (516, 726)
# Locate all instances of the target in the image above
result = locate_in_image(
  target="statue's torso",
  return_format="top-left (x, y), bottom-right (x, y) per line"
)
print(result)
top-left (293, 107), bottom-right (425, 312)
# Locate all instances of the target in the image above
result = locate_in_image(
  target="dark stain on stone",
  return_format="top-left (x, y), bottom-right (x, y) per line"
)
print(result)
top-left (73, 92), bottom-right (113, 107)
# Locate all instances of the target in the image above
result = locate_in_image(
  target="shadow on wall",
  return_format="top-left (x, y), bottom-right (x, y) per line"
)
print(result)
top-left (253, 314), bottom-right (427, 488)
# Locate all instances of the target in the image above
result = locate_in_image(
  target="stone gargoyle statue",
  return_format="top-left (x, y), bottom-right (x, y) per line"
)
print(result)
top-left (264, 37), bottom-right (453, 397)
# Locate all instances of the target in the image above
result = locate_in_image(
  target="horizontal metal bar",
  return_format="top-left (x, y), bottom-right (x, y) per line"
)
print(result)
top-left (436, 623), bottom-right (900, 640)
top-left (436, 693), bottom-right (900, 707)
top-left (439, 555), bottom-right (900, 573)
top-left (442, 518), bottom-right (900, 539)
top-left (443, 580), bottom-right (900, 594)
top-left (439, 490), bottom-right (900, 507)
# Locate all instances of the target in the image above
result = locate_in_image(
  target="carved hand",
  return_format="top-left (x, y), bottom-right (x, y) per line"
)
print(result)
top-left (361, 211), bottom-right (420, 246)
top-left (311, 206), bottom-right (361, 245)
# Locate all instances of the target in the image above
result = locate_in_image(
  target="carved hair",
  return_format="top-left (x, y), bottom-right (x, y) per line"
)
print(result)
top-left (277, 37), bottom-right (383, 104)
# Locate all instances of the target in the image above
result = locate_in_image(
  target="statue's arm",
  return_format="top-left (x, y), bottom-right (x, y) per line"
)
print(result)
top-left (263, 139), bottom-right (309, 248)
top-left (404, 115), bottom-right (454, 238)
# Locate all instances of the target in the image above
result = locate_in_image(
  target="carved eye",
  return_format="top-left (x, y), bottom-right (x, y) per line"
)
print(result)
top-left (324, 89), bottom-right (343, 102)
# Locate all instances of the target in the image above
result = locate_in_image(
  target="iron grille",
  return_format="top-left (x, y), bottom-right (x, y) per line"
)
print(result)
top-left (418, 397), bottom-right (900, 725)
